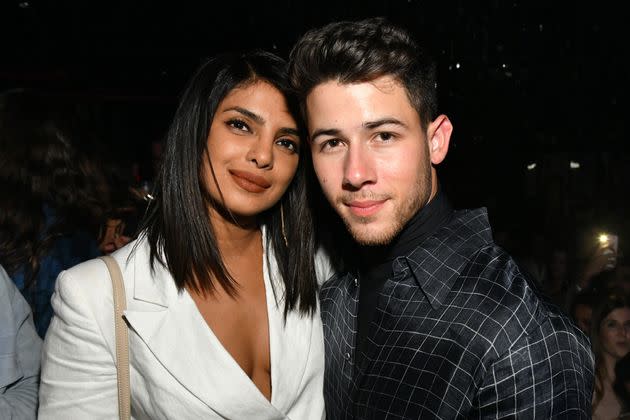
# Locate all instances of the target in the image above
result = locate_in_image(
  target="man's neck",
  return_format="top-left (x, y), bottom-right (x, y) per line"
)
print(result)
top-left (360, 187), bottom-right (453, 268)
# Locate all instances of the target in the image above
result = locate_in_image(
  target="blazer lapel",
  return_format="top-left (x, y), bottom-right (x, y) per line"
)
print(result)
top-left (264, 244), bottom-right (315, 413)
top-left (122, 240), bottom-right (283, 419)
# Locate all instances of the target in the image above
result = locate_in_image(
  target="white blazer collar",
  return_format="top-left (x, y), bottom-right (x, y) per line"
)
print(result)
top-left (118, 235), bottom-right (310, 418)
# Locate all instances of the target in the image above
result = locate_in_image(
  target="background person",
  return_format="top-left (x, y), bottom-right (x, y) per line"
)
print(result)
top-left (0, 89), bottom-right (110, 337)
top-left (591, 289), bottom-right (630, 419)
top-left (0, 264), bottom-right (41, 419)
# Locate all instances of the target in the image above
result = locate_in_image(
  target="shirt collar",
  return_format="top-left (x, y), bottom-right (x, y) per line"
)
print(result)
top-left (392, 208), bottom-right (494, 310)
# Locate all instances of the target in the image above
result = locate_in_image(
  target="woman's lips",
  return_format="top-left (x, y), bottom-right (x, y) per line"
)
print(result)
top-left (230, 170), bottom-right (271, 193)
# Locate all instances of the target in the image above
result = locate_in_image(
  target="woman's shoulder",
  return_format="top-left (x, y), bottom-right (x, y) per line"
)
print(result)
top-left (56, 236), bottom-right (148, 304)
top-left (314, 246), bottom-right (336, 286)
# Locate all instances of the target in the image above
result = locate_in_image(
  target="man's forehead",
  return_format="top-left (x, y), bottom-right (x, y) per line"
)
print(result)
top-left (305, 77), bottom-right (415, 128)
top-left (307, 76), bottom-right (404, 99)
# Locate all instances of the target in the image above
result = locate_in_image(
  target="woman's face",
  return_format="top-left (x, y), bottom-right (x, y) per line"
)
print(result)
top-left (600, 307), bottom-right (630, 360)
top-left (203, 80), bottom-right (300, 220)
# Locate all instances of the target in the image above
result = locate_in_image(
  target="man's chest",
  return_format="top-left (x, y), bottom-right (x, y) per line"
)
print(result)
top-left (320, 276), bottom-right (494, 418)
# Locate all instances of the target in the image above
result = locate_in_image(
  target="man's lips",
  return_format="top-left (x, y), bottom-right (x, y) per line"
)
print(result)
top-left (230, 170), bottom-right (271, 193)
top-left (345, 199), bottom-right (387, 217)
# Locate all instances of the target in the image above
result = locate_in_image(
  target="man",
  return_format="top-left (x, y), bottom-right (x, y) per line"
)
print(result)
top-left (289, 17), bottom-right (594, 419)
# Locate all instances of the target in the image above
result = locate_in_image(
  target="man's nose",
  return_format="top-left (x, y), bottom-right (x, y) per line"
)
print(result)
top-left (342, 144), bottom-right (376, 190)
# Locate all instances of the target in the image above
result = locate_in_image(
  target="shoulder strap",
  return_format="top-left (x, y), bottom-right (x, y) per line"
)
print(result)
top-left (100, 255), bottom-right (131, 420)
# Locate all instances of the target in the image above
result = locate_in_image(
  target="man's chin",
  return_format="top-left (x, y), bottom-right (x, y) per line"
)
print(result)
top-left (345, 222), bottom-right (399, 246)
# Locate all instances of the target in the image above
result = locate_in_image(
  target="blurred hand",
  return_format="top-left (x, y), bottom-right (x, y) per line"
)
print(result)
top-left (579, 244), bottom-right (617, 289)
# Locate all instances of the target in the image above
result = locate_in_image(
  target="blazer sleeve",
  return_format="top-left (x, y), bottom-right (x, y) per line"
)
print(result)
top-left (38, 267), bottom-right (119, 419)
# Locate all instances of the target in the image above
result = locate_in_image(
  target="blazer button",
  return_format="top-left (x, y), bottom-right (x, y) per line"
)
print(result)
top-left (345, 352), bottom-right (351, 361)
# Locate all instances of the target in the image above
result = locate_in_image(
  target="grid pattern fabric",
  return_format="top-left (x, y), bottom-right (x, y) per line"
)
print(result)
top-left (320, 208), bottom-right (594, 419)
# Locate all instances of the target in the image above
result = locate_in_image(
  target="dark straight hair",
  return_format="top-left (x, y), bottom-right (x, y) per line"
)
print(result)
top-left (139, 50), bottom-right (318, 316)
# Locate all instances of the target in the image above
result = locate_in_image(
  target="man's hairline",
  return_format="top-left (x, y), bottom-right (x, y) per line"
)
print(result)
top-left (300, 76), bottom-right (428, 143)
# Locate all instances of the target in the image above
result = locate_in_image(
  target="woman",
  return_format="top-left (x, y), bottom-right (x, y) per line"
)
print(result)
top-left (592, 289), bottom-right (630, 419)
top-left (39, 50), bottom-right (332, 419)
top-left (0, 89), bottom-right (109, 338)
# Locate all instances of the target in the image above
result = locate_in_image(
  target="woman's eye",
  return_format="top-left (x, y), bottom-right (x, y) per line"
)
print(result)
top-left (276, 139), bottom-right (299, 153)
top-left (227, 119), bottom-right (250, 132)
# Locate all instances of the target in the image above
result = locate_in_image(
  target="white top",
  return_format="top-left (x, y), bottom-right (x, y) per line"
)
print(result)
top-left (38, 232), bottom-right (334, 420)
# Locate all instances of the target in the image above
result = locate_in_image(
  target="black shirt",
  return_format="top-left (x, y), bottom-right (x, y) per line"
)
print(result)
top-left (355, 188), bottom-right (454, 365)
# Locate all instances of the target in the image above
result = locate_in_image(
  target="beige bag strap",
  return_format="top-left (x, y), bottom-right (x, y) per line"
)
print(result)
top-left (100, 255), bottom-right (131, 420)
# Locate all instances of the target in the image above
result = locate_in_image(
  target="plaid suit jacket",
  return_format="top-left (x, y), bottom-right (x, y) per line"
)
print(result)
top-left (320, 208), bottom-right (594, 419)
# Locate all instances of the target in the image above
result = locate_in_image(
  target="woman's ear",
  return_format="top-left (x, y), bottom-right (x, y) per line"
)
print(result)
top-left (427, 114), bottom-right (453, 165)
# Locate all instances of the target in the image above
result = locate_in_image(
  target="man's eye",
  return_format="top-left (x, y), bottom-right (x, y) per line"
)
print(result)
top-left (322, 139), bottom-right (342, 150)
top-left (227, 119), bottom-right (250, 132)
top-left (377, 132), bottom-right (394, 141)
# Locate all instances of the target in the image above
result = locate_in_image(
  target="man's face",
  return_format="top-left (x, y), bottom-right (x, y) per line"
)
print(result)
top-left (305, 76), bottom-right (451, 246)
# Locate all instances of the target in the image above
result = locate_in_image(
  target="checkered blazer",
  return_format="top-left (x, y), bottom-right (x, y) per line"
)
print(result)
top-left (320, 208), bottom-right (594, 419)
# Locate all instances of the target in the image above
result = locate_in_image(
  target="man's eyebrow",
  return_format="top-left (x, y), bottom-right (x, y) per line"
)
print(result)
top-left (310, 128), bottom-right (341, 142)
top-left (363, 118), bottom-right (408, 130)
top-left (310, 118), bottom-right (407, 141)
top-left (223, 106), bottom-right (264, 124)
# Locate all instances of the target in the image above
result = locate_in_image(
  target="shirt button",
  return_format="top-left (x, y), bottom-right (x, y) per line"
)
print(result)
top-left (353, 277), bottom-right (358, 287)
top-left (344, 352), bottom-right (351, 361)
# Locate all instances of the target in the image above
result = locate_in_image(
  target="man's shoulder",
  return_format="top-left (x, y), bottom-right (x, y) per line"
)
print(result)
top-left (455, 243), bottom-right (589, 355)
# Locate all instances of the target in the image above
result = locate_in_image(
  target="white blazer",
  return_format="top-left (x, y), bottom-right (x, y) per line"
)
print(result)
top-left (39, 234), bottom-right (333, 419)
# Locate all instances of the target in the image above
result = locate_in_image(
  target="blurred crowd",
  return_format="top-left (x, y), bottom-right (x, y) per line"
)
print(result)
top-left (499, 223), bottom-right (630, 419)
top-left (0, 89), bottom-right (159, 335)
top-left (0, 89), bottom-right (160, 417)
top-left (1, 87), bottom-right (628, 418)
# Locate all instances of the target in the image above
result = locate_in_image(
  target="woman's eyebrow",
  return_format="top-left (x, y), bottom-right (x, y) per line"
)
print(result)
top-left (278, 127), bottom-right (300, 137)
top-left (223, 106), bottom-right (264, 124)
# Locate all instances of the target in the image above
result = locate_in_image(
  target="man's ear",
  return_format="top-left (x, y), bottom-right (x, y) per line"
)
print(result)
top-left (427, 114), bottom-right (453, 165)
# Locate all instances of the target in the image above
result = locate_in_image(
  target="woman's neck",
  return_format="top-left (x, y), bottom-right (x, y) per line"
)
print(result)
top-left (602, 352), bottom-right (618, 384)
top-left (208, 208), bottom-right (260, 257)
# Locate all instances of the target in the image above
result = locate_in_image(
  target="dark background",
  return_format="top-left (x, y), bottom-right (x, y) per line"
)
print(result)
top-left (1, 0), bottom-right (627, 257)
